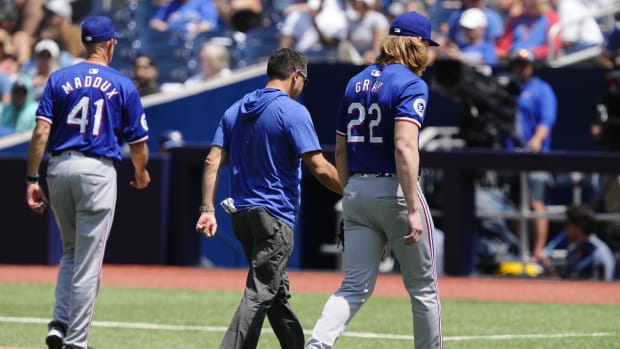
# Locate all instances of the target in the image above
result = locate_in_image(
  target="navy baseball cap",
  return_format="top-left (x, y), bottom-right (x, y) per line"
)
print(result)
top-left (389, 11), bottom-right (440, 46)
top-left (81, 16), bottom-right (122, 43)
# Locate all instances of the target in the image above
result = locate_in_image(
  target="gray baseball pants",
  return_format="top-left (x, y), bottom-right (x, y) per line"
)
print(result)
top-left (47, 151), bottom-right (117, 349)
top-left (306, 175), bottom-right (443, 349)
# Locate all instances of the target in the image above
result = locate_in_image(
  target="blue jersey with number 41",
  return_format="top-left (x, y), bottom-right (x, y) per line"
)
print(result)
top-left (36, 62), bottom-right (149, 161)
top-left (336, 63), bottom-right (428, 174)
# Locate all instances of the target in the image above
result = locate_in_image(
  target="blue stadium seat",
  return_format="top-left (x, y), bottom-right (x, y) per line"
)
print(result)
top-left (239, 25), bottom-right (279, 66)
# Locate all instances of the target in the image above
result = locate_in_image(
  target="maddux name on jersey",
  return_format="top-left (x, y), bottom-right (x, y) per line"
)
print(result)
top-left (61, 75), bottom-right (119, 100)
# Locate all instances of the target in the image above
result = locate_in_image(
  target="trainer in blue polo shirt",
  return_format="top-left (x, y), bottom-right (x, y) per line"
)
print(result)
top-left (195, 48), bottom-right (341, 349)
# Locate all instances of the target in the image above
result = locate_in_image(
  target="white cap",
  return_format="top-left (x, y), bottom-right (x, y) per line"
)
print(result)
top-left (46, 0), bottom-right (72, 21)
top-left (459, 8), bottom-right (487, 29)
top-left (34, 39), bottom-right (60, 59)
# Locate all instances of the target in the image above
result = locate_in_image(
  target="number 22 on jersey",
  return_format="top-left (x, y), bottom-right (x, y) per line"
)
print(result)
top-left (347, 102), bottom-right (383, 144)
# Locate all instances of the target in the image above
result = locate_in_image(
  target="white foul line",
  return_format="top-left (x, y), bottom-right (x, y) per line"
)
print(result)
top-left (0, 316), bottom-right (615, 342)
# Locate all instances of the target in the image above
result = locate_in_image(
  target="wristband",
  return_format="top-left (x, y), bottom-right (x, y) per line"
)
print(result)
top-left (26, 173), bottom-right (40, 183)
top-left (198, 205), bottom-right (215, 213)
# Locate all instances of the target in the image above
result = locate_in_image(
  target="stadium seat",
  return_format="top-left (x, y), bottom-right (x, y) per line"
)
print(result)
top-left (240, 25), bottom-right (280, 66)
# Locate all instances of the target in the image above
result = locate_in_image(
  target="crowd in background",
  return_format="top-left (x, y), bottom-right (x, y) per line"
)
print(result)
top-left (0, 0), bottom-right (619, 279)
top-left (0, 0), bottom-right (618, 109)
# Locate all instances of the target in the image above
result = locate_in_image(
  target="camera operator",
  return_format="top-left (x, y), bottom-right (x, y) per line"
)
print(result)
top-left (592, 32), bottom-right (620, 266)
top-left (502, 48), bottom-right (558, 261)
top-left (431, 56), bottom-right (525, 271)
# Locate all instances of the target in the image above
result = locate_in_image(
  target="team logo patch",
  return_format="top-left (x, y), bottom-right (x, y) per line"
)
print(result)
top-left (371, 70), bottom-right (381, 77)
top-left (413, 98), bottom-right (426, 117)
top-left (88, 68), bottom-right (99, 74)
top-left (140, 113), bottom-right (149, 131)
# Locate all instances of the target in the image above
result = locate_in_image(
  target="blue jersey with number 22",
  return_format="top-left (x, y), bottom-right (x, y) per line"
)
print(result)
top-left (336, 63), bottom-right (428, 174)
top-left (36, 62), bottom-right (149, 161)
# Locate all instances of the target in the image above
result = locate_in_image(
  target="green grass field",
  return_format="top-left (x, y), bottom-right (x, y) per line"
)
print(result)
top-left (0, 283), bottom-right (619, 349)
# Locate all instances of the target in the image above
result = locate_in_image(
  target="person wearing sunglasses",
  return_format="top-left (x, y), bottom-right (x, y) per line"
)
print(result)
top-left (195, 47), bottom-right (342, 349)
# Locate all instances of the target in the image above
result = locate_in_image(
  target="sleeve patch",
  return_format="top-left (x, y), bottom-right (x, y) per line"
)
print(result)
top-left (413, 98), bottom-right (426, 117)
top-left (140, 113), bottom-right (149, 131)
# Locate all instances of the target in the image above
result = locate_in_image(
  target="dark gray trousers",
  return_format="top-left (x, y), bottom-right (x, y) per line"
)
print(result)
top-left (220, 207), bottom-right (304, 349)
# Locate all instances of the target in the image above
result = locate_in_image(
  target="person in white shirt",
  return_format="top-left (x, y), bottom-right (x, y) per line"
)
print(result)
top-left (553, 0), bottom-right (604, 54)
top-left (184, 42), bottom-right (232, 86)
top-left (279, 0), bottom-right (348, 61)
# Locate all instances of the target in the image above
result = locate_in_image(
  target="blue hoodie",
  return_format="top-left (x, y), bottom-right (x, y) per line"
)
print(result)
top-left (211, 88), bottom-right (322, 228)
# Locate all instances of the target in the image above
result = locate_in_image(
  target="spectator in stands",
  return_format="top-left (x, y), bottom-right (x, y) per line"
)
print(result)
top-left (184, 42), bottom-right (231, 86)
top-left (0, 28), bottom-right (17, 75)
top-left (580, 0), bottom-right (617, 25)
top-left (428, 0), bottom-right (463, 36)
top-left (3, 0), bottom-right (45, 66)
top-left (40, 0), bottom-right (83, 59)
top-left (133, 54), bottom-right (161, 97)
top-left (596, 13), bottom-right (620, 69)
top-left (495, 0), bottom-right (522, 22)
top-left (0, 74), bottom-right (37, 132)
top-left (339, 0), bottom-right (389, 64)
top-left (503, 48), bottom-right (557, 261)
top-left (496, 0), bottom-right (560, 62)
top-left (149, 0), bottom-right (220, 40)
top-left (22, 39), bottom-right (61, 101)
top-left (225, 0), bottom-right (265, 33)
top-left (446, 0), bottom-right (505, 47)
top-left (542, 204), bottom-right (616, 281)
top-left (279, 0), bottom-right (348, 61)
top-left (552, 0), bottom-right (604, 55)
top-left (438, 7), bottom-right (499, 66)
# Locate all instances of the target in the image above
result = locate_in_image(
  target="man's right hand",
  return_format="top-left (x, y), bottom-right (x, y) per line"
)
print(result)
top-left (403, 210), bottom-right (423, 245)
top-left (196, 212), bottom-right (217, 238)
top-left (130, 169), bottom-right (151, 189)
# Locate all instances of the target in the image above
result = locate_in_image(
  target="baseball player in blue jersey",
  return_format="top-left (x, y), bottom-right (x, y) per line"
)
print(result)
top-left (25, 16), bottom-right (151, 349)
top-left (305, 12), bottom-right (443, 349)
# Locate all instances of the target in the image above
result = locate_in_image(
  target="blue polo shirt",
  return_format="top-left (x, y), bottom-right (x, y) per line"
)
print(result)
top-left (211, 88), bottom-right (321, 228)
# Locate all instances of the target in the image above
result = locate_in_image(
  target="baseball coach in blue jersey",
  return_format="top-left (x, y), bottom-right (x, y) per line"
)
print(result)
top-left (195, 48), bottom-right (342, 349)
top-left (25, 16), bottom-right (151, 349)
top-left (306, 11), bottom-right (443, 349)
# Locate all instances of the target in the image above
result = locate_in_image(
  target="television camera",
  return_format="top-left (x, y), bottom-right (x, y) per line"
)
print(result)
top-left (431, 59), bottom-right (521, 148)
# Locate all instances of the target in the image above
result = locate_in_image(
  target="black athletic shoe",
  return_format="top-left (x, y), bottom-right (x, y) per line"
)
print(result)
top-left (45, 328), bottom-right (64, 349)
top-left (46, 321), bottom-right (66, 349)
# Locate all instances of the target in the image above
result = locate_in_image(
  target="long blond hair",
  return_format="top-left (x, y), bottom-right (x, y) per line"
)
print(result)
top-left (375, 36), bottom-right (429, 76)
